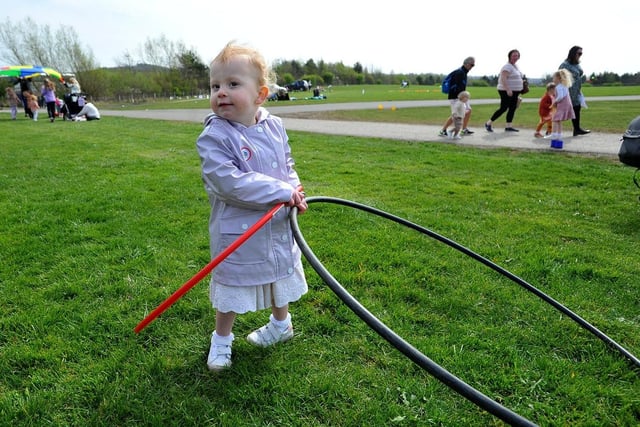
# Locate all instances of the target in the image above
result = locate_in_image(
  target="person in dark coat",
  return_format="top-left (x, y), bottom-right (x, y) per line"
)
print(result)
top-left (438, 57), bottom-right (475, 136)
top-left (559, 46), bottom-right (590, 136)
top-left (12, 77), bottom-right (34, 118)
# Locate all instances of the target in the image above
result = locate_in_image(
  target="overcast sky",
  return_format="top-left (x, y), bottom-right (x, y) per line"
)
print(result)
top-left (7, 0), bottom-right (639, 78)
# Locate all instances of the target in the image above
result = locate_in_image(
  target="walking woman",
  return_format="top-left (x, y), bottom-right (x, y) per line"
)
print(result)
top-left (485, 49), bottom-right (524, 133)
top-left (560, 46), bottom-right (590, 136)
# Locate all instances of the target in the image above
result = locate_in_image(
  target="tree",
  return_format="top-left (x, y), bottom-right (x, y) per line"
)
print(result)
top-left (321, 72), bottom-right (334, 85)
top-left (178, 49), bottom-right (209, 95)
top-left (0, 17), bottom-right (101, 96)
top-left (108, 35), bottom-right (209, 99)
top-left (0, 17), bottom-right (97, 75)
top-left (304, 59), bottom-right (318, 76)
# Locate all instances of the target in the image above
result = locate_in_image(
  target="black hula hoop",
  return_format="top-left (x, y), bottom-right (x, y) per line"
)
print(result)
top-left (290, 196), bottom-right (640, 427)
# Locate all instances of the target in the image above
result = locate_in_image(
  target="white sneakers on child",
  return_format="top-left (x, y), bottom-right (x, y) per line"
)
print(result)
top-left (207, 320), bottom-right (294, 371)
top-left (247, 322), bottom-right (294, 348)
top-left (207, 332), bottom-right (234, 371)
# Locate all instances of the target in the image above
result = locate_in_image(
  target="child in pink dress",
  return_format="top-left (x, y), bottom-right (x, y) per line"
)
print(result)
top-left (549, 69), bottom-right (576, 148)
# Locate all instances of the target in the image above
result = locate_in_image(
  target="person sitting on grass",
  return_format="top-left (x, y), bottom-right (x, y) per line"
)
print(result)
top-left (73, 102), bottom-right (101, 121)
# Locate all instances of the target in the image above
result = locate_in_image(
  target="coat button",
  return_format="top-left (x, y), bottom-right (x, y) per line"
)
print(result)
top-left (257, 127), bottom-right (263, 133)
top-left (271, 161), bottom-right (278, 168)
top-left (281, 234), bottom-right (288, 242)
top-left (287, 267), bottom-right (293, 274)
top-left (241, 224), bottom-right (248, 230)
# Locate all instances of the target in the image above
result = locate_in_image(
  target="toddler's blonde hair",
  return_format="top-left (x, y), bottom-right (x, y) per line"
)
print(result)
top-left (210, 41), bottom-right (275, 87)
top-left (554, 69), bottom-right (573, 88)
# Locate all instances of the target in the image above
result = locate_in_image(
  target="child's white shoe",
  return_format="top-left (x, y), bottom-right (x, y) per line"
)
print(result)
top-left (207, 332), bottom-right (233, 371)
top-left (247, 322), bottom-right (294, 347)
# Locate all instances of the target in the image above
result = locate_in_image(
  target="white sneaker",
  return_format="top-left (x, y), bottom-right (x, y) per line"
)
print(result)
top-left (247, 322), bottom-right (294, 347)
top-left (207, 333), bottom-right (233, 371)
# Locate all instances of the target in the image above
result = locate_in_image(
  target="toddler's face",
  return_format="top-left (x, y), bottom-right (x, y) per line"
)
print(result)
top-left (209, 56), bottom-right (267, 126)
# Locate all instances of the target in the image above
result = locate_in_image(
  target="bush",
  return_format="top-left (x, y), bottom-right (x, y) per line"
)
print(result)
top-left (302, 74), bottom-right (324, 86)
top-left (469, 79), bottom-right (490, 88)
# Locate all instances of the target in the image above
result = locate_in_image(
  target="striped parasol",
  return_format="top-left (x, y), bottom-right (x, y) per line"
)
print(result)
top-left (0, 65), bottom-right (65, 82)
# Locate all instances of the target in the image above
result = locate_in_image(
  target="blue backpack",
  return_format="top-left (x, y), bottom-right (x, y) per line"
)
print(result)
top-left (441, 71), bottom-right (454, 94)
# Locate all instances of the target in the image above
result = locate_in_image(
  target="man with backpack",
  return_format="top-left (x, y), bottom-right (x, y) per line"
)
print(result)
top-left (438, 57), bottom-right (476, 137)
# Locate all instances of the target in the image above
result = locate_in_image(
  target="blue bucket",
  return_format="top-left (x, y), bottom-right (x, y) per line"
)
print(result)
top-left (550, 140), bottom-right (563, 149)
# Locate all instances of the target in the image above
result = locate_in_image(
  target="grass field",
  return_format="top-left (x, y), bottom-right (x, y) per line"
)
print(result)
top-left (99, 84), bottom-right (640, 134)
top-left (278, 100), bottom-right (640, 135)
top-left (100, 83), bottom-right (640, 109)
top-left (0, 116), bottom-right (638, 426)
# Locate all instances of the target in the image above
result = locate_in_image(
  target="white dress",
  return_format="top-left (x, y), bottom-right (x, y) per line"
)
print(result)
top-left (210, 258), bottom-right (307, 313)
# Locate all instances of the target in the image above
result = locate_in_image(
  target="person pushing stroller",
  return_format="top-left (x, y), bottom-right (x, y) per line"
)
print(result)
top-left (60, 77), bottom-right (84, 120)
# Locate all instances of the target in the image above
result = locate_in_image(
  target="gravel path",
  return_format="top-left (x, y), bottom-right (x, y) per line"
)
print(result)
top-left (100, 97), bottom-right (638, 158)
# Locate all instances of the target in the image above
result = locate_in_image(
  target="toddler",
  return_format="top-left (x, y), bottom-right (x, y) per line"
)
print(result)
top-left (27, 93), bottom-right (39, 121)
top-left (549, 69), bottom-right (576, 148)
top-left (449, 91), bottom-right (470, 139)
top-left (196, 42), bottom-right (308, 371)
top-left (5, 87), bottom-right (21, 120)
top-left (534, 83), bottom-right (555, 138)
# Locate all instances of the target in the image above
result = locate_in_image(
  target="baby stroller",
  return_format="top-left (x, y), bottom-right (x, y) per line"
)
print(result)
top-left (618, 115), bottom-right (640, 199)
top-left (60, 93), bottom-right (86, 120)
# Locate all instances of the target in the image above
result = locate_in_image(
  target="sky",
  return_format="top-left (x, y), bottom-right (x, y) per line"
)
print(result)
top-left (6, 0), bottom-right (640, 79)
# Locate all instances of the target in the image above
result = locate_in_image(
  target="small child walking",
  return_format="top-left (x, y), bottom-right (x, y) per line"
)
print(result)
top-left (5, 87), bottom-right (22, 120)
top-left (448, 91), bottom-right (471, 139)
top-left (534, 83), bottom-right (555, 138)
top-left (27, 93), bottom-right (40, 121)
top-left (41, 78), bottom-right (57, 122)
top-left (196, 42), bottom-right (308, 372)
top-left (549, 69), bottom-right (576, 148)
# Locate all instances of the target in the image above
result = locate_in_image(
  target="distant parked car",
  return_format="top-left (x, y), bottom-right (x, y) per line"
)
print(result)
top-left (286, 80), bottom-right (309, 92)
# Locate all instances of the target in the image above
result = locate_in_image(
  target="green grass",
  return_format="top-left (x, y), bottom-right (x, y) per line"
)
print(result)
top-left (98, 83), bottom-right (640, 134)
top-left (98, 84), bottom-right (640, 110)
top-left (1, 117), bottom-right (639, 426)
top-left (280, 100), bottom-right (640, 134)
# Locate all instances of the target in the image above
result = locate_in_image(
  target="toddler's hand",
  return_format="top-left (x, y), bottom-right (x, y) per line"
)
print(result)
top-left (288, 189), bottom-right (307, 214)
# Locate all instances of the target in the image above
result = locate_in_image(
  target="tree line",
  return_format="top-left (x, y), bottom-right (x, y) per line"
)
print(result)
top-left (2, 18), bottom-right (639, 103)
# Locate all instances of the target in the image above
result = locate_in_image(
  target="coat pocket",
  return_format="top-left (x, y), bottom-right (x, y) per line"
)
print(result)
top-left (218, 210), bottom-right (269, 265)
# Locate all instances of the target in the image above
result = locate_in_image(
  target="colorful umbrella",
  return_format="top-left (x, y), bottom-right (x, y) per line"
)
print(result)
top-left (40, 67), bottom-right (65, 83)
top-left (0, 65), bottom-right (65, 82)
